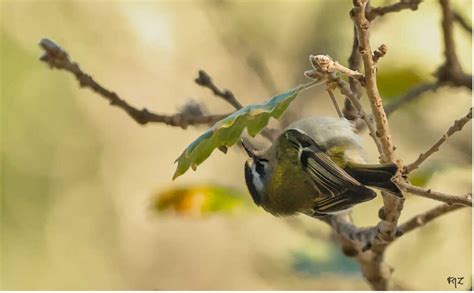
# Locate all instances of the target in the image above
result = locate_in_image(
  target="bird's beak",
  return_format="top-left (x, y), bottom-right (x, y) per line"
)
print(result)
top-left (240, 139), bottom-right (256, 158)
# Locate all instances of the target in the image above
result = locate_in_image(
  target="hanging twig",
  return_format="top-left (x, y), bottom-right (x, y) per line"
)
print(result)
top-left (326, 89), bottom-right (343, 118)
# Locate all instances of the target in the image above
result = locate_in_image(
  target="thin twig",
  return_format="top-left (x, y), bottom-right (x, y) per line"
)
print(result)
top-left (330, 74), bottom-right (385, 156)
top-left (384, 82), bottom-right (442, 116)
top-left (395, 180), bottom-right (472, 207)
top-left (405, 107), bottom-right (473, 173)
top-left (39, 38), bottom-right (228, 129)
top-left (436, 0), bottom-right (472, 89)
top-left (195, 70), bottom-right (243, 110)
top-left (398, 203), bottom-right (467, 234)
top-left (195, 69), bottom-right (283, 142)
top-left (452, 11), bottom-right (472, 34)
top-left (343, 26), bottom-right (367, 130)
top-left (366, 0), bottom-right (422, 21)
top-left (326, 88), bottom-right (343, 118)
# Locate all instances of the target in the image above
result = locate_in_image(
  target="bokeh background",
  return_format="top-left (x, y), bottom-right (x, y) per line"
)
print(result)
top-left (1, 0), bottom-right (472, 290)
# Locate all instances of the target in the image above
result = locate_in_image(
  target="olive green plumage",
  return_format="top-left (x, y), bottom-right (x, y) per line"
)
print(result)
top-left (243, 117), bottom-right (402, 217)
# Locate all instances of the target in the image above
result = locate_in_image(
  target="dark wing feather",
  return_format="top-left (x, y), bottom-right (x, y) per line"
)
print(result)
top-left (284, 129), bottom-right (376, 215)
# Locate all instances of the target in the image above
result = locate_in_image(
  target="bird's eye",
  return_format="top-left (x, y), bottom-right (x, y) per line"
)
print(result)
top-left (255, 160), bottom-right (267, 175)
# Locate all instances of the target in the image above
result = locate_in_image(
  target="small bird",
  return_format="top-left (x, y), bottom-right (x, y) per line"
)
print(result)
top-left (243, 117), bottom-right (402, 217)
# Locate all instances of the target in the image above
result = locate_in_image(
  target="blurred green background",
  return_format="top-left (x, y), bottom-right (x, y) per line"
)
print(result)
top-left (1, 0), bottom-right (472, 290)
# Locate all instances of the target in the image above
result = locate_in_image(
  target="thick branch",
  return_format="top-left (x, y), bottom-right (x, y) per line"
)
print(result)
top-left (398, 203), bottom-right (467, 234)
top-left (352, 0), bottom-right (396, 164)
top-left (405, 107), bottom-right (472, 173)
top-left (367, 0), bottom-right (422, 21)
top-left (320, 214), bottom-right (399, 290)
top-left (396, 180), bottom-right (472, 207)
top-left (39, 38), bottom-right (228, 129)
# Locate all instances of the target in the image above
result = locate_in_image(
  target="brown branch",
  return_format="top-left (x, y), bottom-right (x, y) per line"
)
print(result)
top-left (310, 54), bottom-right (364, 80)
top-left (367, 0), bottom-right (422, 21)
top-left (396, 180), bottom-right (473, 207)
top-left (306, 55), bottom-right (384, 155)
top-left (405, 107), bottom-right (473, 173)
top-left (331, 74), bottom-right (385, 157)
top-left (320, 213), bottom-right (401, 290)
top-left (452, 11), bottom-right (472, 34)
top-left (398, 203), bottom-right (467, 234)
top-left (39, 38), bottom-right (228, 129)
top-left (195, 70), bottom-right (243, 110)
top-left (326, 88), bottom-right (343, 118)
top-left (352, 1), bottom-right (397, 164)
top-left (343, 27), bottom-right (364, 122)
top-left (384, 82), bottom-right (442, 116)
top-left (372, 44), bottom-right (388, 64)
top-left (436, 0), bottom-right (472, 89)
top-left (341, 1), bottom-right (407, 289)
top-left (194, 69), bottom-right (280, 142)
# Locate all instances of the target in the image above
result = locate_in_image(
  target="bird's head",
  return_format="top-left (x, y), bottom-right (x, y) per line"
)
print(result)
top-left (241, 140), bottom-right (272, 206)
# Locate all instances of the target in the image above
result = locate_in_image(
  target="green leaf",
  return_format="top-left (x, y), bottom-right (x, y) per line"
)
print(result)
top-left (173, 87), bottom-right (302, 179)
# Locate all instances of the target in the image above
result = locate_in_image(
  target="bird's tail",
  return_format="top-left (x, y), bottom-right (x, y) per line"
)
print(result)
top-left (344, 162), bottom-right (403, 197)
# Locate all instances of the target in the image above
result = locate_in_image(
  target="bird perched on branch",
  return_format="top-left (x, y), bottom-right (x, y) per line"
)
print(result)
top-left (243, 117), bottom-right (402, 217)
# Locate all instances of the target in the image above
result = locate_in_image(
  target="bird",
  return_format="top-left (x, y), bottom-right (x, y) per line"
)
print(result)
top-left (242, 116), bottom-right (402, 217)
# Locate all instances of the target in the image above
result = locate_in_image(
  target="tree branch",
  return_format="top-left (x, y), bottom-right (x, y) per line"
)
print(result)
top-left (195, 70), bottom-right (243, 110)
top-left (452, 11), bottom-right (472, 34)
top-left (39, 38), bottom-right (229, 129)
top-left (436, 0), bottom-right (472, 89)
top-left (395, 180), bottom-right (472, 207)
top-left (343, 26), bottom-right (364, 122)
top-left (306, 55), bottom-right (384, 156)
top-left (405, 107), bottom-right (472, 173)
top-left (366, 0), bottom-right (422, 21)
top-left (398, 203), bottom-right (467, 234)
top-left (352, 0), bottom-right (397, 164)
top-left (326, 88), bottom-right (343, 118)
top-left (384, 82), bottom-right (442, 116)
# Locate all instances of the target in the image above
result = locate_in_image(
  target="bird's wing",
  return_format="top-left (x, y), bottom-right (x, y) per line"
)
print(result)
top-left (284, 129), bottom-right (376, 215)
